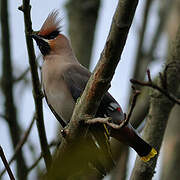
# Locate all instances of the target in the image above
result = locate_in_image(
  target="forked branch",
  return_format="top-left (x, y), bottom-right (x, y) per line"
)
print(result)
top-left (131, 67), bottom-right (180, 105)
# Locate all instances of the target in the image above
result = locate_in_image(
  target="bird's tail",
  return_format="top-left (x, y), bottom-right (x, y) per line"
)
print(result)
top-left (140, 148), bottom-right (157, 162)
top-left (109, 124), bottom-right (157, 162)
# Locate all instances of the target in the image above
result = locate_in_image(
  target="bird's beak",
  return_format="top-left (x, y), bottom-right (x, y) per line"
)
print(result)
top-left (31, 34), bottom-right (51, 56)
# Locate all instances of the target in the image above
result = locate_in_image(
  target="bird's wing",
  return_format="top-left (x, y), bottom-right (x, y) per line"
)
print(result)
top-left (62, 64), bottom-right (91, 101)
top-left (63, 64), bottom-right (124, 123)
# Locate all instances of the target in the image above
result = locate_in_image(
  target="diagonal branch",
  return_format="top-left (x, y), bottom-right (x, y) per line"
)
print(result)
top-left (27, 140), bottom-right (60, 174)
top-left (19, 0), bottom-right (52, 170)
top-left (130, 68), bottom-right (180, 105)
top-left (0, 114), bottom-right (36, 177)
top-left (14, 67), bottom-right (30, 83)
top-left (0, 146), bottom-right (15, 180)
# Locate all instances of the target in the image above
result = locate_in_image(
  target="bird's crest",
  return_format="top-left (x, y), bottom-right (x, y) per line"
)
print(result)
top-left (38, 10), bottom-right (62, 37)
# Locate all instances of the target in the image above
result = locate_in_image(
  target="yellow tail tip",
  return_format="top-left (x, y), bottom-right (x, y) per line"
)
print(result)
top-left (141, 148), bottom-right (157, 162)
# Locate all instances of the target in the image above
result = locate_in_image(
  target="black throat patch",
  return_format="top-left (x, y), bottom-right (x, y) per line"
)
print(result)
top-left (36, 38), bottom-right (51, 56)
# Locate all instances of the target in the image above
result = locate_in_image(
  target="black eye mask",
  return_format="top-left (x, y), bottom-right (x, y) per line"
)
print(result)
top-left (41, 30), bottom-right (59, 40)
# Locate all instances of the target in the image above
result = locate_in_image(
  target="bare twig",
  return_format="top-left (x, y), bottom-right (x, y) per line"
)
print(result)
top-left (27, 154), bottom-right (42, 174)
top-left (0, 146), bottom-right (15, 180)
top-left (87, 115), bottom-right (127, 130)
top-left (14, 67), bottom-right (30, 83)
top-left (147, 69), bottom-right (152, 83)
top-left (130, 70), bottom-right (180, 105)
top-left (126, 88), bottom-right (141, 125)
top-left (14, 55), bottom-right (42, 84)
top-left (19, 0), bottom-right (52, 170)
top-left (86, 117), bottom-right (111, 124)
top-left (0, 114), bottom-right (36, 177)
top-left (27, 140), bottom-right (60, 174)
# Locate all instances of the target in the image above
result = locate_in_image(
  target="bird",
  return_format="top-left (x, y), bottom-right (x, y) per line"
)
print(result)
top-left (32, 10), bottom-right (157, 162)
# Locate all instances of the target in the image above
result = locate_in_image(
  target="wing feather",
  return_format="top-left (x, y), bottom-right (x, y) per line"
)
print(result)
top-left (62, 64), bottom-right (124, 122)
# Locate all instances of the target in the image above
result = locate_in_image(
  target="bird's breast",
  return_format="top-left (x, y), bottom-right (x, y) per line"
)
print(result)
top-left (42, 62), bottom-right (75, 123)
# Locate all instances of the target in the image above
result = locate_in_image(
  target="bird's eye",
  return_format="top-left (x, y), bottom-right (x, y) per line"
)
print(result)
top-left (42, 30), bottom-right (59, 40)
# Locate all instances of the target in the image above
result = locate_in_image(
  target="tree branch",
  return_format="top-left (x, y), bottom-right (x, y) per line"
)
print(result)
top-left (27, 140), bottom-right (59, 174)
top-left (0, 114), bottom-right (35, 177)
top-left (14, 67), bottom-right (30, 83)
top-left (19, 0), bottom-right (52, 170)
top-left (0, 146), bottom-right (15, 180)
top-left (130, 68), bottom-right (180, 105)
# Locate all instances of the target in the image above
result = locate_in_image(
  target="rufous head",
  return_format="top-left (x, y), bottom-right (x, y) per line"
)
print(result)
top-left (32, 10), bottom-right (71, 57)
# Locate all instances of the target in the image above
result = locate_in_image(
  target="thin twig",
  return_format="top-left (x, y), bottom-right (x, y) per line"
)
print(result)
top-left (27, 154), bottom-right (42, 174)
top-left (86, 117), bottom-right (111, 125)
top-left (0, 146), bottom-right (15, 180)
top-left (125, 88), bottom-right (141, 126)
top-left (27, 140), bottom-right (60, 174)
top-left (130, 70), bottom-right (180, 105)
top-left (14, 67), bottom-right (30, 83)
top-left (147, 69), bottom-right (152, 83)
top-left (0, 114), bottom-right (36, 177)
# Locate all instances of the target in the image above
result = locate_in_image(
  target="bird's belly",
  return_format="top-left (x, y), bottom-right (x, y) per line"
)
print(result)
top-left (44, 83), bottom-right (75, 123)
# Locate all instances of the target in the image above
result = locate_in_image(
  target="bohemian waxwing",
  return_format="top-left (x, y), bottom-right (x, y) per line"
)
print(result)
top-left (32, 10), bottom-right (157, 162)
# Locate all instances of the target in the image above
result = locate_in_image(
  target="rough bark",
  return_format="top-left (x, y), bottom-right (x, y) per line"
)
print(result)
top-left (130, 87), bottom-right (150, 127)
top-left (47, 0), bottom-right (139, 179)
top-left (130, 25), bottom-right (180, 180)
top-left (161, 105), bottom-right (180, 180)
top-left (66, 0), bottom-right (101, 68)
top-left (0, 0), bottom-right (28, 179)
